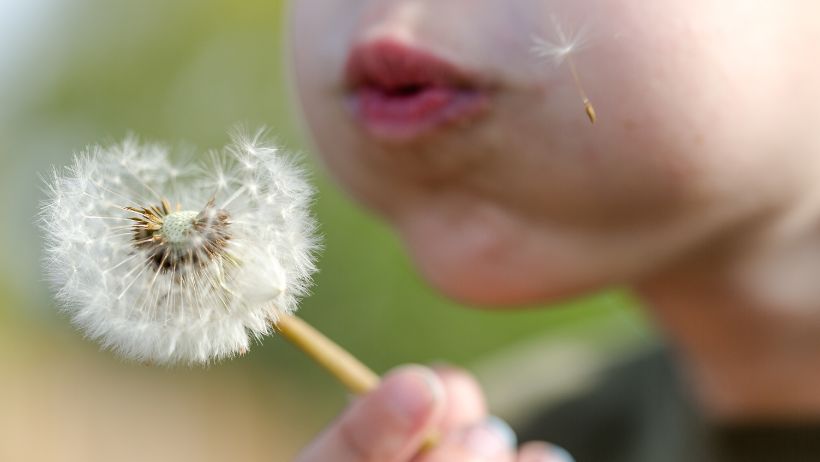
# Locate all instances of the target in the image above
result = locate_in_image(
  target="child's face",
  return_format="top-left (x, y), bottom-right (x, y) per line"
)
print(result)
top-left (289, 1), bottom-right (813, 305)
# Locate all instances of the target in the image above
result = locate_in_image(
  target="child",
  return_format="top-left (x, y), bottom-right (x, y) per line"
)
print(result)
top-left (288, 1), bottom-right (820, 460)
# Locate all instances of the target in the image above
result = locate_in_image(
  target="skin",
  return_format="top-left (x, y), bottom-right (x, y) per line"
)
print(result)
top-left (287, 0), bottom-right (820, 460)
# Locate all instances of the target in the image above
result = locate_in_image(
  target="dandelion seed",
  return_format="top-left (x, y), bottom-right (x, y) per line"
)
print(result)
top-left (531, 14), bottom-right (597, 124)
top-left (40, 130), bottom-right (319, 365)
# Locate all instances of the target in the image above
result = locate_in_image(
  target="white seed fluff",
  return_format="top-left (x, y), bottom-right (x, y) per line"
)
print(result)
top-left (530, 14), bottom-right (590, 67)
top-left (40, 130), bottom-right (318, 365)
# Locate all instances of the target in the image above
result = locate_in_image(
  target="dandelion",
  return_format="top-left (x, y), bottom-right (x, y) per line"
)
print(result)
top-left (41, 131), bottom-right (317, 364)
top-left (531, 14), bottom-right (597, 124)
top-left (40, 130), bottom-right (374, 376)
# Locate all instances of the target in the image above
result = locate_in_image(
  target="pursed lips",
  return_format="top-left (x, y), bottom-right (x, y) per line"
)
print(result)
top-left (344, 39), bottom-right (490, 142)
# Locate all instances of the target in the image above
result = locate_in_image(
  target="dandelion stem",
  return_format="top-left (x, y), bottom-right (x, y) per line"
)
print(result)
top-left (274, 313), bottom-right (379, 394)
top-left (275, 313), bottom-right (441, 450)
top-left (567, 56), bottom-right (596, 124)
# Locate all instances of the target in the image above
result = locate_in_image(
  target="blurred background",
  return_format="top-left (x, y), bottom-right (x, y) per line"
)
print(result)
top-left (0, 0), bottom-right (653, 460)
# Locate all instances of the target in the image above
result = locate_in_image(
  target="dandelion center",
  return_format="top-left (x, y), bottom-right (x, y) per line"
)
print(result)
top-left (128, 198), bottom-right (232, 273)
top-left (161, 210), bottom-right (199, 246)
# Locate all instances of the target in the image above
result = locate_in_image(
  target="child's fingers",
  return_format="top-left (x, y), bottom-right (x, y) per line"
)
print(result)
top-left (297, 365), bottom-right (445, 462)
top-left (413, 416), bottom-right (517, 462)
top-left (432, 365), bottom-right (488, 434)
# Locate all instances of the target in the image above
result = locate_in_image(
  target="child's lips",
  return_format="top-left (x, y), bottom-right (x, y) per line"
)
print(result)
top-left (345, 39), bottom-right (490, 142)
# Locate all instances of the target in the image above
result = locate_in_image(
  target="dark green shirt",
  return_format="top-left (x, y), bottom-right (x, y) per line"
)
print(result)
top-left (517, 349), bottom-right (820, 462)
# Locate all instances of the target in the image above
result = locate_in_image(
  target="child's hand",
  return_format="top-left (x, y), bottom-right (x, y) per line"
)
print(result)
top-left (297, 365), bottom-right (573, 462)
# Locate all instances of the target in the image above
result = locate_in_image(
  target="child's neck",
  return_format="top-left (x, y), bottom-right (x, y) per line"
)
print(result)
top-left (635, 236), bottom-right (820, 422)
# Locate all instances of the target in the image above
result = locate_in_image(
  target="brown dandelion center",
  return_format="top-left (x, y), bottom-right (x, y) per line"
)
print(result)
top-left (127, 198), bottom-right (231, 272)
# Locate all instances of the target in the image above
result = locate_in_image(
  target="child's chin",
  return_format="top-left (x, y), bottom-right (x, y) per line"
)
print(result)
top-left (413, 254), bottom-right (600, 308)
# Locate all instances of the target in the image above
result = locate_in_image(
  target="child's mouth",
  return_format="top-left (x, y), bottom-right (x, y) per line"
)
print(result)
top-left (345, 39), bottom-right (489, 142)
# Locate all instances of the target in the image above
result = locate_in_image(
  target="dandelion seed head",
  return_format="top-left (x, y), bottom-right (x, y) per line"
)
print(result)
top-left (40, 129), bottom-right (319, 365)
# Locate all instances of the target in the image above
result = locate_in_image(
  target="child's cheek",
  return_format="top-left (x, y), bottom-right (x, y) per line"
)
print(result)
top-left (578, 0), bottom-right (795, 200)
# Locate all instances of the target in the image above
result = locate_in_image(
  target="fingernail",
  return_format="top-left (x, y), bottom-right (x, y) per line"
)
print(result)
top-left (519, 443), bottom-right (575, 462)
top-left (549, 446), bottom-right (575, 462)
top-left (462, 416), bottom-right (517, 458)
top-left (383, 366), bottom-right (444, 426)
top-left (486, 416), bottom-right (517, 448)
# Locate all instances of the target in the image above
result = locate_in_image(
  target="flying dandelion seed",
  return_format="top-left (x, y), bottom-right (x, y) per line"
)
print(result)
top-left (40, 130), bottom-right (319, 365)
top-left (531, 14), bottom-right (597, 124)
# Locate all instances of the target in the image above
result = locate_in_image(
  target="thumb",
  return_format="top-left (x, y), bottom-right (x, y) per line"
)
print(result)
top-left (297, 365), bottom-right (445, 462)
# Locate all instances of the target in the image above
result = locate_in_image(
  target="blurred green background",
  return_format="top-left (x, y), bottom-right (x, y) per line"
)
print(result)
top-left (0, 0), bottom-right (652, 460)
